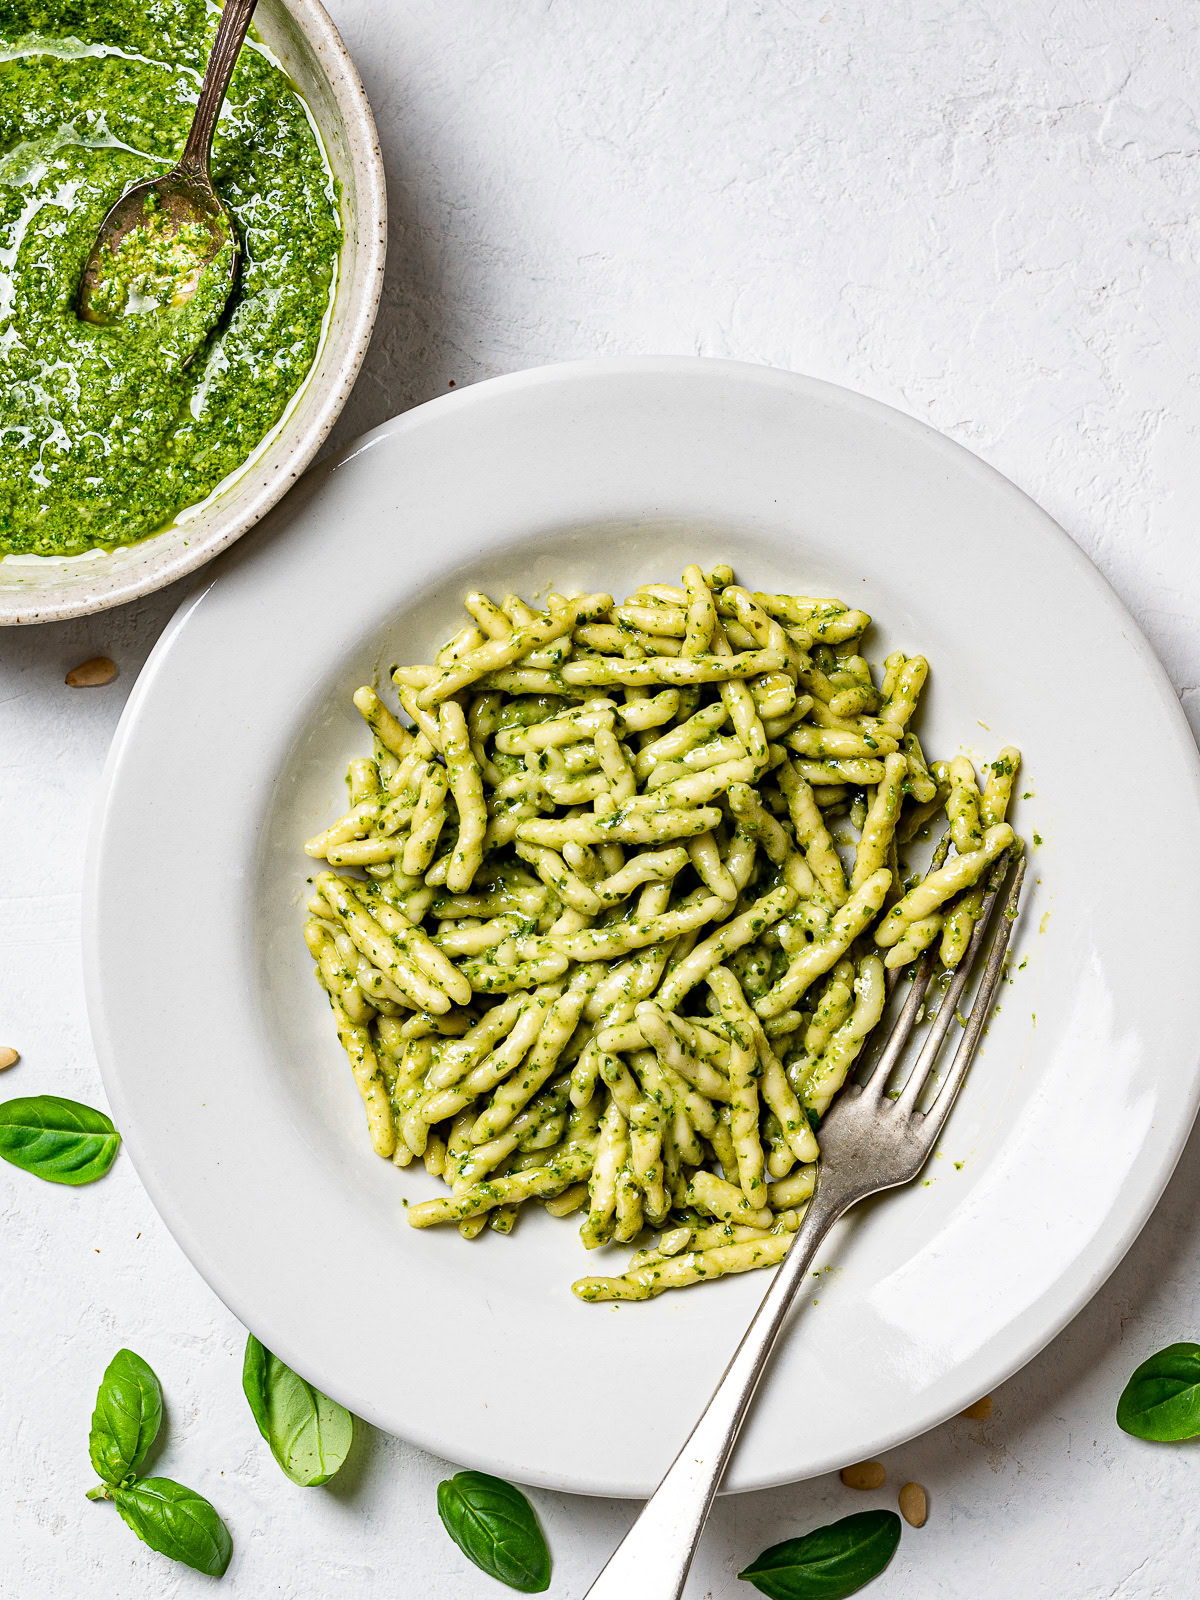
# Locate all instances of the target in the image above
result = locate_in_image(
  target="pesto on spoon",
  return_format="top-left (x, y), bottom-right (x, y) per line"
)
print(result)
top-left (77, 0), bottom-right (258, 326)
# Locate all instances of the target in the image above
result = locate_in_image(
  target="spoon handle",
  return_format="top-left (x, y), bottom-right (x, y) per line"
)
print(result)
top-left (179, 0), bottom-right (260, 179)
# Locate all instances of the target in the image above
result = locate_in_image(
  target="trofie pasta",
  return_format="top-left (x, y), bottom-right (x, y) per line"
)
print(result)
top-left (301, 568), bottom-right (1023, 1300)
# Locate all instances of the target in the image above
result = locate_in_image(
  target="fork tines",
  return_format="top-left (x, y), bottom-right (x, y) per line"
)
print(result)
top-left (866, 844), bottom-right (1027, 1125)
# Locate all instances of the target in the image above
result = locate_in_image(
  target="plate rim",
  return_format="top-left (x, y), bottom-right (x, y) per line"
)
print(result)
top-left (83, 354), bottom-right (1200, 1496)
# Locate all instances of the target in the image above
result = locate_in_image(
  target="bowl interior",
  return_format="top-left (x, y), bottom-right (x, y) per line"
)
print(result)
top-left (259, 513), bottom-right (1017, 1260)
top-left (0, 0), bottom-right (384, 624)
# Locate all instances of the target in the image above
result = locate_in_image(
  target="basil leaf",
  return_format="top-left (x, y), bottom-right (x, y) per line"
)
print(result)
top-left (89, 1348), bottom-right (163, 1486)
top-left (242, 1334), bottom-right (353, 1487)
top-left (0, 1094), bottom-right (120, 1185)
top-left (739, 1510), bottom-right (901, 1599)
top-left (437, 1470), bottom-right (551, 1593)
top-left (112, 1477), bottom-right (232, 1577)
top-left (1117, 1342), bottom-right (1200, 1441)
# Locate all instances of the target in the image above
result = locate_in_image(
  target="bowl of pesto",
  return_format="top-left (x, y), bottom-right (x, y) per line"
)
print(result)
top-left (0, 0), bottom-right (386, 624)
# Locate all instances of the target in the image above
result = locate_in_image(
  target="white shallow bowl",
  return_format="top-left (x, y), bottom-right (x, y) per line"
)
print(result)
top-left (0, 0), bottom-right (386, 627)
top-left (85, 357), bottom-right (1200, 1497)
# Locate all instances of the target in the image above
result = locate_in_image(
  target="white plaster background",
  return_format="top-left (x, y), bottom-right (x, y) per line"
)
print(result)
top-left (4, 0), bottom-right (1200, 1593)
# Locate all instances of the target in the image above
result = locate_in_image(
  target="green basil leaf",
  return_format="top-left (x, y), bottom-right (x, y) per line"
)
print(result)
top-left (112, 1477), bottom-right (232, 1577)
top-left (1117, 1342), bottom-right (1200, 1441)
top-left (89, 1348), bottom-right (163, 1486)
top-left (0, 1094), bottom-right (120, 1185)
top-left (242, 1334), bottom-right (353, 1486)
top-left (739, 1510), bottom-right (901, 1600)
top-left (437, 1470), bottom-right (551, 1593)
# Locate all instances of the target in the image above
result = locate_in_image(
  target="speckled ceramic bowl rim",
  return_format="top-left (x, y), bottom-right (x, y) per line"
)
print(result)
top-left (0, 0), bottom-right (386, 626)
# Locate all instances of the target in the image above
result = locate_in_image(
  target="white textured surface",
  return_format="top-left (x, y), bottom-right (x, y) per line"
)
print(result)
top-left (4, 0), bottom-right (1200, 1594)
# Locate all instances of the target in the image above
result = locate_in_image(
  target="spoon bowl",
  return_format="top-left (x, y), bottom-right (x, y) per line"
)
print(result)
top-left (78, 171), bottom-right (237, 325)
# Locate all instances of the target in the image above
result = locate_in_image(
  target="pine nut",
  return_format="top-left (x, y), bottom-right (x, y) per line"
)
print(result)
top-left (898, 1481), bottom-right (927, 1526)
top-left (959, 1395), bottom-right (993, 1421)
top-left (0, 1047), bottom-right (18, 1070)
top-left (66, 656), bottom-right (116, 687)
top-left (840, 1460), bottom-right (885, 1490)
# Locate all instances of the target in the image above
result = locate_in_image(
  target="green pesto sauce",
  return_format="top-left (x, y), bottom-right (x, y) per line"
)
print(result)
top-left (0, 0), bottom-right (340, 557)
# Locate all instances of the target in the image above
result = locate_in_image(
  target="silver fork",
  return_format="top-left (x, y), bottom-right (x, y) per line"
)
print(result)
top-left (584, 847), bottom-right (1026, 1600)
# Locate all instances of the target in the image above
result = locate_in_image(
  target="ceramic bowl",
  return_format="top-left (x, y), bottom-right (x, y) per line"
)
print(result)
top-left (85, 358), bottom-right (1200, 1495)
top-left (0, 0), bottom-right (387, 626)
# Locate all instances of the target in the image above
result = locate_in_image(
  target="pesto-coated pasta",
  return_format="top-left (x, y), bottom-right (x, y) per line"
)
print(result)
top-left (300, 566), bottom-right (1025, 1301)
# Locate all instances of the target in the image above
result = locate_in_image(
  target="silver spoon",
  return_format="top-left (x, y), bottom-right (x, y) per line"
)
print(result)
top-left (78, 0), bottom-right (259, 324)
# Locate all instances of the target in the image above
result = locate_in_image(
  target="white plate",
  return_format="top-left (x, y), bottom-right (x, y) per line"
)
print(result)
top-left (85, 357), bottom-right (1200, 1497)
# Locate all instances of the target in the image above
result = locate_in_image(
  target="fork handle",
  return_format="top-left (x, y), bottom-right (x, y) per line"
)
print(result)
top-left (584, 1181), bottom-right (852, 1600)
